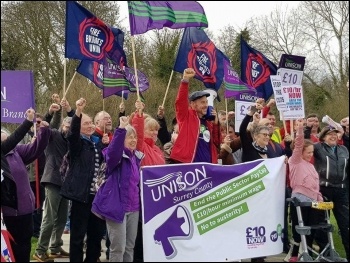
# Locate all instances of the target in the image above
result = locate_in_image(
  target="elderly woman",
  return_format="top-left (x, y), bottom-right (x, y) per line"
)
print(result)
top-left (313, 126), bottom-right (349, 261)
top-left (239, 105), bottom-right (270, 162)
top-left (239, 100), bottom-right (275, 263)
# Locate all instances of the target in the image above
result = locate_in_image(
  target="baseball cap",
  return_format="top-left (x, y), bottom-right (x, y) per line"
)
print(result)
top-left (188, 91), bottom-right (210, 102)
top-left (319, 126), bottom-right (340, 141)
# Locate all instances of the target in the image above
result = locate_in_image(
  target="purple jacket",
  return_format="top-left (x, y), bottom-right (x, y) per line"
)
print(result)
top-left (1, 126), bottom-right (51, 216)
top-left (92, 128), bottom-right (143, 223)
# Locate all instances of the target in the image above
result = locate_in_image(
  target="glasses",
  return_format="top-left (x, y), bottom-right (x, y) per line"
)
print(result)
top-left (259, 133), bottom-right (270, 137)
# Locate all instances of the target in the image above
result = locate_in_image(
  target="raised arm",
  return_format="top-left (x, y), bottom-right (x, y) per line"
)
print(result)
top-left (105, 116), bottom-right (129, 172)
top-left (67, 98), bottom-right (86, 157)
top-left (132, 100), bottom-right (145, 152)
top-left (17, 122), bottom-right (51, 165)
top-left (157, 105), bottom-right (171, 146)
top-left (1, 108), bottom-right (34, 154)
top-left (175, 68), bottom-right (195, 123)
top-left (288, 119), bottom-right (304, 165)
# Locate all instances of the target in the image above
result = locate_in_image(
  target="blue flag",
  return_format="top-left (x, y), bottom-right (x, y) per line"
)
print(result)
top-left (65, 1), bottom-right (126, 63)
top-left (240, 37), bottom-right (277, 101)
top-left (173, 27), bottom-right (229, 91)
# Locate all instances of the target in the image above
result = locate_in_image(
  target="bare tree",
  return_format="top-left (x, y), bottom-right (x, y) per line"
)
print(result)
top-left (246, 1), bottom-right (349, 118)
top-left (1, 1), bottom-right (123, 113)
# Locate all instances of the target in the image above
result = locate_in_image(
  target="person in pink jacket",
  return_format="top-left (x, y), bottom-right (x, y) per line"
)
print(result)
top-left (132, 100), bottom-right (165, 167)
top-left (288, 119), bottom-right (323, 262)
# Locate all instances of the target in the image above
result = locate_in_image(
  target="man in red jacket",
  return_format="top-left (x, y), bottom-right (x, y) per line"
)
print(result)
top-left (170, 68), bottom-right (221, 164)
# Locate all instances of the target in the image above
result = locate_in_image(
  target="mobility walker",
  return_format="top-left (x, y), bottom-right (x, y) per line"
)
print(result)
top-left (286, 197), bottom-right (347, 262)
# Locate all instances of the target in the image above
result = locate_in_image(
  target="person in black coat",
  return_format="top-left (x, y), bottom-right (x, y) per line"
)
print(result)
top-left (60, 98), bottom-right (105, 262)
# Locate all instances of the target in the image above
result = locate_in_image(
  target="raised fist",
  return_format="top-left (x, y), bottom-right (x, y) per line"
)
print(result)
top-left (183, 68), bottom-right (196, 81)
top-left (51, 93), bottom-right (60, 104)
top-left (26, 108), bottom-right (35, 121)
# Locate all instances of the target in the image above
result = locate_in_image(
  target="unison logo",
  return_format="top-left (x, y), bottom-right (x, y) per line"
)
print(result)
top-left (285, 59), bottom-right (302, 70)
top-left (144, 166), bottom-right (211, 202)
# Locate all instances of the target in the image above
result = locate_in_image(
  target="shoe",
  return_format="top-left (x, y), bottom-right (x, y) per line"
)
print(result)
top-left (289, 256), bottom-right (298, 262)
top-left (32, 252), bottom-right (54, 262)
top-left (49, 248), bottom-right (69, 258)
top-left (63, 229), bottom-right (70, 234)
top-left (251, 257), bottom-right (265, 262)
top-left (283, 244), bottom-right (291, 254)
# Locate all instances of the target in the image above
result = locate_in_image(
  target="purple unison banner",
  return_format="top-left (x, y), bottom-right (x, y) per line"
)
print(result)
top-left (140, 157), bottom-right (286, 261)
top-left (1, 71), bottom-right (35, 124)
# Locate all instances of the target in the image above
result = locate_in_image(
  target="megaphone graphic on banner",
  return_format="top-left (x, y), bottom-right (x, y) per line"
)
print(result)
top-left (204, 89), bottom-right (218, 121)
top-left (154, 205), bottom-right (193, 259)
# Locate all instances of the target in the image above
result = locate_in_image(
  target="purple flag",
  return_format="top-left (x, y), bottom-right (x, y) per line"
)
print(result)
top-left (76, 60), bottom-right (149, 98)
top-left (1, 71), bottom-right (36, 124)
top-left (128, 1), bottom-right (208, 35)
top-left (76, 60), bottom-right (129, 99)
top-left (124, 67), bottom-right (150, 93)
top-left (224, 60), bottom-right (256, 98)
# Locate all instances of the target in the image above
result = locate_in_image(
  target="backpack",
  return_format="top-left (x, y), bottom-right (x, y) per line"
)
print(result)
top-left (60, 152), bottom-right (70, 183)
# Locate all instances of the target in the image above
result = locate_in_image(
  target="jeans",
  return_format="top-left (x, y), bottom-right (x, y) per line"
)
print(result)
top-left (106, 212), bottom-right (139, 262)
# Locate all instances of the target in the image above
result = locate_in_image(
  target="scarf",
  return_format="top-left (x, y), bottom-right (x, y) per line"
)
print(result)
top-left (252, 141), bottom-right (268, 154)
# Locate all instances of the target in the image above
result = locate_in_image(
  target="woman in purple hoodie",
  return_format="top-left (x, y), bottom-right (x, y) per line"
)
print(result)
top-left (1, 120), bottom-right (51, 262)
top-left (92, 116), bottom-right (143, 262)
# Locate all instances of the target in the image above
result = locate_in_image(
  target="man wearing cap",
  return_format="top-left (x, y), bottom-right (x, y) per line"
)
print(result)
top-left (169, 68), bottom-right (220, 164)
top-left (313, 126), bottom-right (349, 261)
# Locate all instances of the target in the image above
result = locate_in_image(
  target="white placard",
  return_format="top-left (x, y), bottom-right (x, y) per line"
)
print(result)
top-left (277, 68), bottom-right (304, 86)
top-left (235, 100), bottom-right (255, 133)
top-left (280, 85), bottom-right (305, 120)
top-left (270, 75), bottom-right (289, 110)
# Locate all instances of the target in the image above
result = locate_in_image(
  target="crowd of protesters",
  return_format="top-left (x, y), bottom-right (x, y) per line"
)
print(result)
top-left (1, 68), bottom-right (348, 262)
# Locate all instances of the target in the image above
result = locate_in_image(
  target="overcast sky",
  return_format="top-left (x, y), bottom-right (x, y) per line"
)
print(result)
top-left (118, 1), bottom-right (300, 36)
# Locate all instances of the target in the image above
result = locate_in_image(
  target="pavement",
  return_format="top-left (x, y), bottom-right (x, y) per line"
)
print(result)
top-left (31, 233), bottom-right (289, 262)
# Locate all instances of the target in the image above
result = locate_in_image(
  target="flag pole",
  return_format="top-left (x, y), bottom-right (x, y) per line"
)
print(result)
top-left (63, 71), bottom-right (77, 99)
top-left (102, 96), bottom-right (106, 134)
top-left (131, 36), bottom-right (140, 101)
top-left (122, 90), bottom-right (124, 103)
top-left (281, 111), bottom-right (287, 137)
top-left (225, 98), bottom-right (229, 135)
top-left (162, 70), bottom-right (174, 108)
top-left (62, 59), bottom-right (67, 122)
